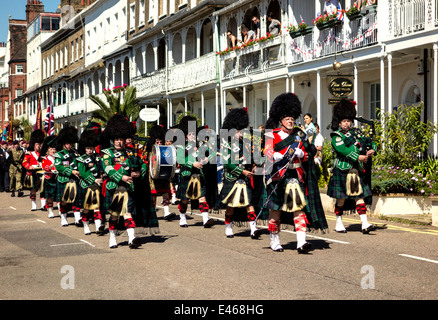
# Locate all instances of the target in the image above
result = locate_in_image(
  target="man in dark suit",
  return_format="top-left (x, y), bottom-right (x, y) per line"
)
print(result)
top-left (0, 141), bottom-right (11, 192)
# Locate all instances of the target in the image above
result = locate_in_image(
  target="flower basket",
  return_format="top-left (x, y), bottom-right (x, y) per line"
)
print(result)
top-left (300, 26), bottom-right (313, 36)
top-left (289, 30), bottom-right (302, 39)
top-left (361, 5), bottom-right (378, 15)
top-left (316, 19), bottom-right (342, 30)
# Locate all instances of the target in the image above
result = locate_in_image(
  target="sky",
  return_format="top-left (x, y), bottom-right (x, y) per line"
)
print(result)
top-left (0, 0), bottom-right (61, 43)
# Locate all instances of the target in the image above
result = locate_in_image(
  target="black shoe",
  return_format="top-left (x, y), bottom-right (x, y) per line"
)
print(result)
top-left (129, 237), bottom-right (141, 249)
top-left (164, 212), bottom-right (176, 221)
top-left (362, 224), bottom-right (375, 234)
top-left (17, 191), bottom-right (23, 197)
top-left (11, 192), bottom-right (15, 197)
top-left (203, 218), bottom-right (214, 228)
top-left (335, 229), bottom-right (347, 233)
top-left (40, 207), bottom-right (47, 211)
top-left (297, 242), bottom-right (312, 254)
top-left (180, 224), bottom-right (188, 228)
top-left (251, 229), bottom-right (262, 239)
top-left (75, 221), bottom-right (83, 227)
top-left (226, 235), bottom-right (234, 238)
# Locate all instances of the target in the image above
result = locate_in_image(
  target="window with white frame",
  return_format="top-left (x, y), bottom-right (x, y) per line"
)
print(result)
top-left (139, 0), bottom-right (145, 26)
top-left (130, 2), bottom-right (136, 30)
top-left (370, 82), bottom-right (380, 119)
top-left (16, 64), bottom-right (23, 74)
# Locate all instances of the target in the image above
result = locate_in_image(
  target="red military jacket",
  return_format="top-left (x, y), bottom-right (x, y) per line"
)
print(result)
top-left (264, 127), bottom-right (308, 182)
top-left (42, 155), bottom-right (56, 180)
top-left (22, 151), bottom-right (41, 176)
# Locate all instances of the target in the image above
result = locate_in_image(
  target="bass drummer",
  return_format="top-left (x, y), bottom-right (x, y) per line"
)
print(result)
top-left (147, 125), bottom-right (176, 221)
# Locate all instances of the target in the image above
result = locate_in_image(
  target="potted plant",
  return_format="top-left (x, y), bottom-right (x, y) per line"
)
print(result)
top-left (287, 24), bottom-right (302, 39)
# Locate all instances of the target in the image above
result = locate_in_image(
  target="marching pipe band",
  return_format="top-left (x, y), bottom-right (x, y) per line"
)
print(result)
top-left (15, 96), bottom-right (378, 253)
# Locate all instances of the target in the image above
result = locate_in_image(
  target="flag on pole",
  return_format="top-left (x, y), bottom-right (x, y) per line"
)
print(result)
top-left (44, 91), bottom-right (55, 136)
top-left (337, 2), bottom-right (344, 21)
top-left (34, 95), bottom-right (42, 130)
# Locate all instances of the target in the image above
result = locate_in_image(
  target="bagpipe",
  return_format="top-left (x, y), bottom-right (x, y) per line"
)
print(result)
top-left (352, 116), bottom-right (377, 205)
top-left (62, 147), bottom-right (81, 204)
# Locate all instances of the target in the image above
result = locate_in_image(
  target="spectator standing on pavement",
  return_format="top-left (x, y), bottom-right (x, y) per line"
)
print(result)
top-left (9, 141), bottom-right (24, 198)
top-left (0, 141), bottom-right (10, 192)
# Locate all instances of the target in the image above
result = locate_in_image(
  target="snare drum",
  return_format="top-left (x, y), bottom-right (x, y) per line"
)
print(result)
top-left (149, 144), bottom-right (177, 180)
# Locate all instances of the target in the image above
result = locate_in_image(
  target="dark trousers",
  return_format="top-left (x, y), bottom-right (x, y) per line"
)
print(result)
top-left (0, 166), bottom-right (10, 191)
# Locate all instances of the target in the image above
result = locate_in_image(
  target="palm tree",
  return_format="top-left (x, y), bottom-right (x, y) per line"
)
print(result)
top-left (88, 85), bottom-right (141, 127)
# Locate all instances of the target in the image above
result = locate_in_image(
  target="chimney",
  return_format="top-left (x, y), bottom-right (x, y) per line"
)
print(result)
top-left (26, 0), bottom-right (45, 24)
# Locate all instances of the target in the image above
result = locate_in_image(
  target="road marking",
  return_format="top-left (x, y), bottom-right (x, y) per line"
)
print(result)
top-left (399, 254), bottom-right (438, 264)
top-left (79, 239), bottom-right (95, 247)
top-left (9, 206), bottom-right (16, 210)
top-left (36, 219), bottom-right (46, 224)
top-left (160, 207), bottom-right (350, 245)
top-left (50, 242), bottom-right (86, 247)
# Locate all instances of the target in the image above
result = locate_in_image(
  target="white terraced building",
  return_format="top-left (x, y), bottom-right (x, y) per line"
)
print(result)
top-left (22, 0), bottom-right (438, 154)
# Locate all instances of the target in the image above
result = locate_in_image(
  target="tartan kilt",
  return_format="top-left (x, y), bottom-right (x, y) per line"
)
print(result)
top-left (217, 177), bottom-right (254, 209)
top-left (54, 181), bottom-right (67, 203)
top-left (54, 180), bottom-right (80, 204)
top-left (327, 167), bottom-right (372, 200)
top-left (102, 188), bottom-right (135, 216)
top-left (176, 175), bottom-right (207, 201)
top-left (75, 186), bottom-right (87, 207)
top-left (265, 175), bottom-right (308, 212)
top-left (43, 177), bottom-right (57, 199)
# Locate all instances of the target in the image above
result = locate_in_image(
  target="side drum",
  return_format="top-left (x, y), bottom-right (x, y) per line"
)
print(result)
top-left (149, 144), bottom-right (177, 180)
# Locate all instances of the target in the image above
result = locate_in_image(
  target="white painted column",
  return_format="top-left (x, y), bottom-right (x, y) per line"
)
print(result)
top-left (267, 81), bottom-right (271, 115)
top-left (387, 52), bottom-right (392, 114)
top-left (354, 63), bottom-right (358, 126)
top-left (291, 75), bottom-right (295, 93)
top-left (433, 43), bottom-right (438, 156)
top-left (243, 86), bottom-right (246, 109)
top-left (201, 90), bottom-right (205, 126)
top-left (215, 86), bottom-right (219, 132)
top-left (380, 54), bottom-right (385, 119)
top-left (184, 96), bottom-right (188, 113)
top-left (286, 76), bottom-right (289, 92)
top-left (317, 70), bottom-right (321, 126)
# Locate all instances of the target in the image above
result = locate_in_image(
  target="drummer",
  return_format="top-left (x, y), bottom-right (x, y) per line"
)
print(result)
top-left (175, 116), bottom-right (215, 228)
top-left (147, 125), bottom-right (176, 221)
top-left (22, 129), bottom-right (46, 211)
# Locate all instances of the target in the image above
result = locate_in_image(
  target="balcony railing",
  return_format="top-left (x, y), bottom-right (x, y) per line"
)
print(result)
top-left (220, 35), bottom-right (285, 80)
top-left (131, 69), bottom-right (166, 98)
top-left (167, 52), bottom-right (217, 92)
top-left (390, 0), bottom-right (438, 37)
top-left (290, 10), bottom-right (378, 63)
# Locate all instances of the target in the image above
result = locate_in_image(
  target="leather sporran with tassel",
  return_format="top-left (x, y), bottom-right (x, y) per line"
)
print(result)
top-left (109, 186), bottom-right (129, 216)
top-left (346, 169), bottom-right (363, 196)
top-left (62, 179), bottom-right (77, 203)
top-left (24, 174), bottom-right (33, 189)
top-left (84, 184), bottom-right (100, 211)
top-left (186, 174), bottom-right (201, 200)
top-left (222, 179), bottom-right (249, 208)
top-left (282, 178), bottom-right (307, 212)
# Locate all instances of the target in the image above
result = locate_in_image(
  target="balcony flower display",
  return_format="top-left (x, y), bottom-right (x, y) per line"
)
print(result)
top-left (345, 6), bottom-right (361, 20)
top-left (216, 33), bottom-right (276, 56)
top-left (313, 13), bottom-right (342, 30)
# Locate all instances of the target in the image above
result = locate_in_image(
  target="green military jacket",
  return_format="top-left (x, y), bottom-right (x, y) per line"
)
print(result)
top-left (176, 140), bottom-right (216, 178)
top-left (331, 129), bottom-right (377, 171)
top-left (77, 154), bottom-right (102, 189)
top-left (101, 147), bottom-right (147, 192)
top-left (54, 149), bottom-right (79, 184)
top-left (220, 139), bottom-right (247, 182)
